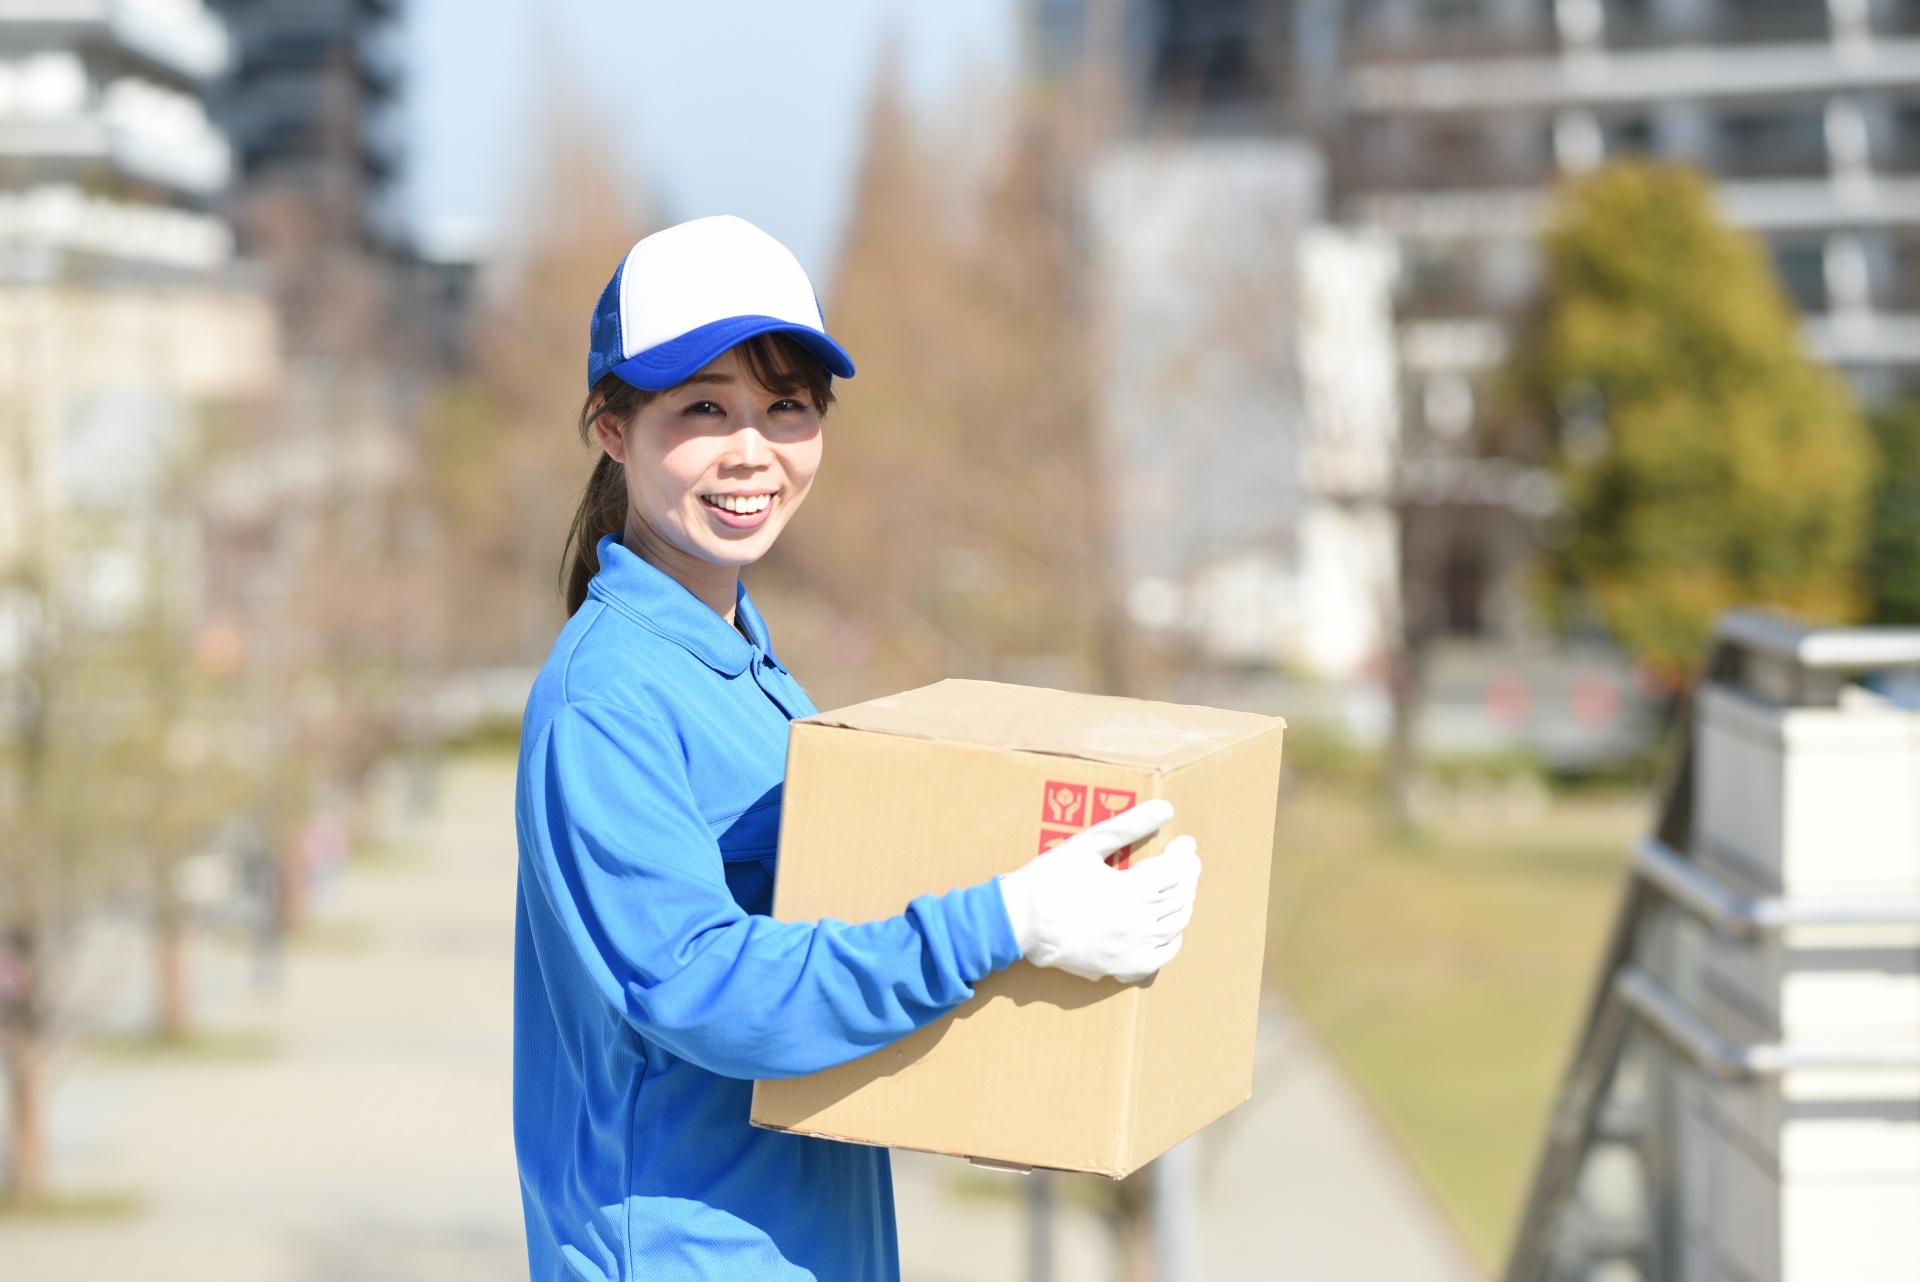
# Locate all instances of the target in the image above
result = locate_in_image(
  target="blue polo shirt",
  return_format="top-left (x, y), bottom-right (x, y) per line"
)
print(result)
top-left (513, 535), bottom-right (1021, 1282)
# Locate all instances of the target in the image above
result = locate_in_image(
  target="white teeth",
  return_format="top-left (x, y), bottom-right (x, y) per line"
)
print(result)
top-left (708, 494), bottom-right (771, 515)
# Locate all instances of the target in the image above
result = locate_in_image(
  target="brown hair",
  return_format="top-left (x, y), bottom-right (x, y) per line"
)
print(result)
top-left (562, 332), bottom-right (838, 615)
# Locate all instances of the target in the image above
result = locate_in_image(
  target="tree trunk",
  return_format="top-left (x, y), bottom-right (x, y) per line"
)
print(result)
top-left (1121, 1207), bottom-right (1155, 1282)
top-left (4, 1035), bottom-right (49, 1207)
top-left (277, 841), bottom-right (305, 934)
top-left (1385, 642), bottom-right (1423, 835)
top-left (155, 898), bottom-right (189, 1043)
top-left (1106, 1169), bottom-right (1156, 1282)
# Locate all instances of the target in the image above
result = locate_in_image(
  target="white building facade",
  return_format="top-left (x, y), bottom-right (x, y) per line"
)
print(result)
top-left (0, 0), bottom-right (276, 677)
top-left (1090, 140), bottom-right (1403, 683)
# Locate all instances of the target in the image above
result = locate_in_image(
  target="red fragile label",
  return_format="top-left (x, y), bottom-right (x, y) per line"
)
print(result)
top-left (1041, 781), bottom-right (1087, 828)
top-left (1038, 828), bottom-right (1075, 854)
top-left (1088, 788), bottom-right (1136, 824)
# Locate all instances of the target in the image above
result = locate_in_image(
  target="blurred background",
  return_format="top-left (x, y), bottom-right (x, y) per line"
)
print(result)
top-left (0, 1), bottom-right (1915, 1279)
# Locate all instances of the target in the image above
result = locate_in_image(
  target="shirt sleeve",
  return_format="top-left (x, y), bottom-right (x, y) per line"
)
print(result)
top-left (521, 697), bottom-right (1023, 1081)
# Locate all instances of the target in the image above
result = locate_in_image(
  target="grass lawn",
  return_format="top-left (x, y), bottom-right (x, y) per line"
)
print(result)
top-left (1266, 774), bottom-right (1644, 1271)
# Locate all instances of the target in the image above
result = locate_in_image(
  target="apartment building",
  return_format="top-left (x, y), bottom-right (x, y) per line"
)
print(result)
top-left (0, 0), bottom-right (276, 679)
top-left (209, 0), bottom-right (403, 245)
top-left (1345, 0), bottom-right (1920, 412)
top-left (0, 0), bottom-right (239, 275)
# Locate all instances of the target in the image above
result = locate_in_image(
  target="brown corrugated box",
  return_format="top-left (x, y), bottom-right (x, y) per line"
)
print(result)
top-left (750, 679), bottom-right (1286, 1178)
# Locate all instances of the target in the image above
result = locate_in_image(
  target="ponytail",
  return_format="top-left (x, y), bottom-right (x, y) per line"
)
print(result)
top-left (560, 334), bottom-right (837, 616)
top-left (562, 451), bottom-right (633, 615)
top-left (563, 373), bottom-right (654, 615)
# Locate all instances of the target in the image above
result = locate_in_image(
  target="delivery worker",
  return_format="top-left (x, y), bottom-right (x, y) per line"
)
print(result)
top-left (514, 214), bottom-right (1203, 1282)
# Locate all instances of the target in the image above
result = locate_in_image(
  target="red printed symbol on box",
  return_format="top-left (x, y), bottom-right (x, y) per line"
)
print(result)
top-left (1042, 782), bottom-right (1087, 828)
top-left (1089, 788), bottom-right (1136, 824)
top-left (1039, 782), bottom-right (1141, 868)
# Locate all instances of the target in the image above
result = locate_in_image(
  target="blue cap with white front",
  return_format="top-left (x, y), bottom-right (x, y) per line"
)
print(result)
top-left (588, 215), bottom-right (856, 391)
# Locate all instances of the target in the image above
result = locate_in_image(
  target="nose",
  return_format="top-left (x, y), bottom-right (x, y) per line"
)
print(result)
top-left (727, 410), bottom-right (771, 469)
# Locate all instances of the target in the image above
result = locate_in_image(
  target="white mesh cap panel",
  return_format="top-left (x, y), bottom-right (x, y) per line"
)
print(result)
top-left (617, 215), bottom-right (825, 358)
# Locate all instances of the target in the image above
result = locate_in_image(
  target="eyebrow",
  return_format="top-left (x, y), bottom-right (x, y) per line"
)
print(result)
top-left (675, 372), bottom-right (734, 389)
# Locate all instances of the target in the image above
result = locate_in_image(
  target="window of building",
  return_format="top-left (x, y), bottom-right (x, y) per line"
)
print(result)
top-left (1771, 240), bottom-right (1828, 311)
top-left (1151, 0), bottom-right (1289, 110)
top-left (1718, 106), bottom-right (1828, 179)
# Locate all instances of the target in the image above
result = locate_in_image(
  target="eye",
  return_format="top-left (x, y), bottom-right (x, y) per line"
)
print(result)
top-left (770, 397), bottom-right (808, 413)
top-left (682, 399), bottom-right (724, 417)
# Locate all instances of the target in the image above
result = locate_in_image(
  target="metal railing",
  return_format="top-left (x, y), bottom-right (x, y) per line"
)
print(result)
top-left (1632, 836), bottom-right (1920, 936)
top-left (1614, 965), bottom-right (1920, 1078)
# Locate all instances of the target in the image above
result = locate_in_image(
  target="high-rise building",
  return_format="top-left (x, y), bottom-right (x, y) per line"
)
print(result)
top-left (1031, 0), bottom-right (1307, 129)
top-left (0, 1), bottom-right (277, 690)
top-left (209, 0), bottom-right (403, 245)
top-left (0, 0), bottom-right (239, 278)
top-left (1343, 0), bottom-right (1920, 409)
top-left (207, 1), bottom-right (481, 372)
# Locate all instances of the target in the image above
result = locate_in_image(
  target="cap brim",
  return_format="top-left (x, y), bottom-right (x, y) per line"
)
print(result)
top-left (609, 315), bottom-right (856, 391)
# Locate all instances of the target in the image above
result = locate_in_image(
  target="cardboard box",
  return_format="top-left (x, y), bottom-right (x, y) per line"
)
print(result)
top-left (750, 679), bottom-right (1286, 1177)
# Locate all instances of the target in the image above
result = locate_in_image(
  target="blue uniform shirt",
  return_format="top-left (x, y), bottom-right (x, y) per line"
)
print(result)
top-left (514, 536), bottom-right (1022, 1281)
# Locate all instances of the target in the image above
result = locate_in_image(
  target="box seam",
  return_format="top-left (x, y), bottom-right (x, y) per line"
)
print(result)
top-left (795, 715), bottom-right (1283, 771)
top-left (795, 720), bottom-right (1181, 770)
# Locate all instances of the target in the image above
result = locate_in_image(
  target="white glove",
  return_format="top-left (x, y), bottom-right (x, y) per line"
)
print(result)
top-left (996, 799), bottom-right (1201, 984)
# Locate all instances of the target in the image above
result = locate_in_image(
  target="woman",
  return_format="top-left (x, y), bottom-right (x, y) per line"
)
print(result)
top-left (514, 215), bottom-right (1202, 1282)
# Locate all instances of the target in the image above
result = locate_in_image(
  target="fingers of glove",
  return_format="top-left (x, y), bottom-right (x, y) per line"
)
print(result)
top-left (1132, 837), bottom-right (1200, 897)
top-left (1108, 888), bottom-right (1189, 945)
top-left (1136, 869), bottom-right (1197, 929)
top-left (1150, 886), bottom-right (1198, 933)
top-left (1120, 848), bottom-right (1187, 896)
top-left (1148, 930), bottom-right (1185, 969)
top-left (1058, 799), bottom-right (1174, 859)
top-left (1157, 846), bottom-right (1202, 911)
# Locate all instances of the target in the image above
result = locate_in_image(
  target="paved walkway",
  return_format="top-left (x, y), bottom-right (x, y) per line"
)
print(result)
top-left (0, 760), bottom-right (526, 1281)
top-left (891, 1004), bottom-right (1486, 1282)
top-left (0, 758), bottom-right (1484, 1282)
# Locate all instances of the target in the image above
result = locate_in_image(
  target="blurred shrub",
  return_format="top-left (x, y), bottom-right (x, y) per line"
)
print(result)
top-left (1518, 161), bottom-right (1873, 677)
top-left (1275, 721), bottom-right (1386, 784)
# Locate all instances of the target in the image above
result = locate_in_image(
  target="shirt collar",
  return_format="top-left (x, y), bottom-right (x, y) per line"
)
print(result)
top-left (587, 534), bottom-right (761, 677)
top-left (733, 585), bottom-right (774, 653)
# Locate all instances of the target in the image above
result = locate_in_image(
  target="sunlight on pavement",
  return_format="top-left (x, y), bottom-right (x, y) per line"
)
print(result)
top-left (1, 758), bottom-right (1485, 1282)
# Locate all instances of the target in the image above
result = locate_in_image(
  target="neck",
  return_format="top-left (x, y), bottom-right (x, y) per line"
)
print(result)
top-left (622, 513), bottom-right (740, 623)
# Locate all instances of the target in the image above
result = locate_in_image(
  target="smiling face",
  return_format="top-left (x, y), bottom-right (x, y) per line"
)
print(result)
top-left (591, 344), bottom-right (824, 614)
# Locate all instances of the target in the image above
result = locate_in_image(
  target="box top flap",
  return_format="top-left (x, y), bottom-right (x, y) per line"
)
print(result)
top-left (801, 679), bottom-right (1285, 770)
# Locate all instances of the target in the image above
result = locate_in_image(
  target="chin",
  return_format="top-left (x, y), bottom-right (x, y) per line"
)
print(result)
top-left (697, 531), bottom-right (780, 568)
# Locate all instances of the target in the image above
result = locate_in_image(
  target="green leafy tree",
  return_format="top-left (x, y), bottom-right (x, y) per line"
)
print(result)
top-left (1867, 403), bottom-right (1920, 623)
top-left (1526, 161), bottom-right (1873, 676)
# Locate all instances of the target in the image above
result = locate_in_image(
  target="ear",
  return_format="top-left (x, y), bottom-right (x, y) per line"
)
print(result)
top-left (591, 406), bottom-right (629, 464)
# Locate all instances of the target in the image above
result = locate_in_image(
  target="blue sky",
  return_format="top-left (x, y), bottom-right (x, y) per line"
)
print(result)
top-left (402, 0), bottom-right (1020, 283)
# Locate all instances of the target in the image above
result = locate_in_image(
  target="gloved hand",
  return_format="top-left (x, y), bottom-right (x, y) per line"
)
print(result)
top-left (996, 799), bottom-right (1201, 984)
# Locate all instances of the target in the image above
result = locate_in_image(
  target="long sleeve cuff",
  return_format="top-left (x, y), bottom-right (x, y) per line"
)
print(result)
top-left (907, 878), bottom-right (1024, 988)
